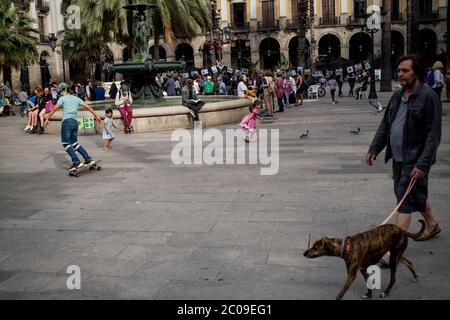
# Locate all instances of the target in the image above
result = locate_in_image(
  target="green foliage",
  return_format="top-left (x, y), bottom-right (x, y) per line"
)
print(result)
top-left (0, 0), bottom-right (39, 68)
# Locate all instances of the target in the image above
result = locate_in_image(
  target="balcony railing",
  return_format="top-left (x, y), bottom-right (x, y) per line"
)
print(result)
top-left (346, 15), bottom-right (365, 26)
top-left (416, 10), bottom-right (439, 22)
top-left (11, 0), bottom-right (31, 11)
top-left (257, 20), bottom-right (279, 32)
top-left (232, 21), bottom-right (250, 32)
top-left (391, 13), bottom-right (405, 23)
top-left (286, 19), bottom-right (311, 30)
top-left (36, 0), bottom-right (50, 13)
top-left (319, 16), bottom-right (340, 26)
top-left (40, 34), bottom-right (50, 43)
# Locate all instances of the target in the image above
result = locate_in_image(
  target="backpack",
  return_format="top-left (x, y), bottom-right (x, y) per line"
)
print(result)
top-left (426, 70), bottom-right (435, 87)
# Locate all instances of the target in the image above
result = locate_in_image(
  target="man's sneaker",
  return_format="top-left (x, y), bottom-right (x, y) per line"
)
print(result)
top-left (83, 159), bottom-right (96, 167)
top-left (68, 163), bottom-right (79, 172)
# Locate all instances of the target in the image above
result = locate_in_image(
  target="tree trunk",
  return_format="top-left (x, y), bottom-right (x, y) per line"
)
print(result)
top-left (2, 66), bottom-right (12, 91)
top-left (380, 0), bottom-right (392, 92)
top-left (153, 34), bottom-right (160, 60)
top-left (297, 0), bottom-right (307, 67)
top-left (407, 0), bottom-right (418, 55)
top-left (309, 0), bottom-right (316, 72)
top-left (447, 3), bottom-right (450, 74)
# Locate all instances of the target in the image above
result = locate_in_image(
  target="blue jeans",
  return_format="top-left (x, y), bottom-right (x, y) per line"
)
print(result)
top-left (61, 118), bottom-right (91, 164)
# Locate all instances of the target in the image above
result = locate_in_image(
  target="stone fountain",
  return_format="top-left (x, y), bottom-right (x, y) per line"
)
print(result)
top-left (109, 3), bottom-right (186, 103)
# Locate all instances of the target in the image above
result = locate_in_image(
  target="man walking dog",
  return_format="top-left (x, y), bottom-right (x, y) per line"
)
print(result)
top-left (366, 56), bottom-right (442, 250)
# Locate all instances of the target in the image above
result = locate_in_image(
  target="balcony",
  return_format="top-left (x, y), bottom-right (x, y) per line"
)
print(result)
top-left (416, 10), bottom-right (439, 23)
top-left (286, 19), bottom-right (311, 30)
top-left (232, 21), bottom-right (250, 33)
top-left (391, 13), bottom-right (405, 23)
top-left (319, 16), bottom-right (340, 26)
top-left (40, 34), bottom-right (50, 44)
top-left (346, 15), bottom-right (365, 26)
top-left (257, 20), bottom-right (279, 32)
top-left (36, 0), bottom-right (50, 13)
top-left (11, 0), bottom-right (31, 11)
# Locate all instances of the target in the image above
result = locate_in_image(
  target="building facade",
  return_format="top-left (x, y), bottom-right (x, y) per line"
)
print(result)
top-left (3, 0), bottom-right (448, 90)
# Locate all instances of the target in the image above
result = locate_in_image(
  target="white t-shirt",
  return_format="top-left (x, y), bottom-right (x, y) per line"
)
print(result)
top-left (193, 81), bottom-right (200, 95)
top-left (433, 69), bottom-right (444, 88)
top-left (237, 81), bottom-right (248, 96)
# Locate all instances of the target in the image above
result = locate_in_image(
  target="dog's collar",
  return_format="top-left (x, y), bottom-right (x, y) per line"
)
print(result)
top-left (340, 238), bottom-right (348, 258)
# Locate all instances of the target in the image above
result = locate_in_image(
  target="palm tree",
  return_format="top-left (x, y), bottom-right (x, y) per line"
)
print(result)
top-left (0, 0), bottom-right (39, 88)
top-left (380, 0), bottom-right (392, 92)
top-left (148, 0), bottom-right (211, 60)
top-left (72, 0), bottom-right (129, 78)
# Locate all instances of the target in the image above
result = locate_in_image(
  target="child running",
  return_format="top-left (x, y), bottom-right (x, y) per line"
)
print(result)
top-left (239, 99), bottom-right (262, 143)
top-left (45, 83), bottom-right (101, 172)
top-left (102, 108), bottom-right (120, 151)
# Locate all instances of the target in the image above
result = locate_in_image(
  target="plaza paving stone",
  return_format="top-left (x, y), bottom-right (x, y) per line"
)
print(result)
top-left (0, 91), bottom-right (449, 300)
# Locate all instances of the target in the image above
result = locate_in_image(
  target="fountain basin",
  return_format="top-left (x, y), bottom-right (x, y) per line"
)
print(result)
top-left (45, 96), bottom-right (252, 135)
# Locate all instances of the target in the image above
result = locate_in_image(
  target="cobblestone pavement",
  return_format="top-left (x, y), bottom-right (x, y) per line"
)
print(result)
top-left (0, 92), bottom-right (449, 300)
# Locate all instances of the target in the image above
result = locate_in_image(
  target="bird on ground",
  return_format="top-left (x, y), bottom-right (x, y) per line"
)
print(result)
top-left (299, 129), bottom-right (310, 139)
top-left (349, 127), bottom-right (360, 134)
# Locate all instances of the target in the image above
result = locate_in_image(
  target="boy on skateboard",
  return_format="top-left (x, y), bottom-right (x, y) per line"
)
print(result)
top-left (45, 83), bottom-right (102, 172)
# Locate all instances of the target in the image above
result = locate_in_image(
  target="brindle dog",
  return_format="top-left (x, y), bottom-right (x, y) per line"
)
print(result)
top-left (303, 220), bottom-right (425, 300)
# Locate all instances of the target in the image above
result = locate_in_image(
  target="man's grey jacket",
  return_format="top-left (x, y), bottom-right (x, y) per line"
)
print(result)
top-left (368, 83), bottom-right (442, 174)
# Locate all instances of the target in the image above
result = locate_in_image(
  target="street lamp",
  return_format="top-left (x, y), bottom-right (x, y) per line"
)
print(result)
top-left (49, 33), bottom-right (73, 83)
top-left (202, 1), bottom-right (233, 65)
top-left (359, 13), bottom-right (381, 100)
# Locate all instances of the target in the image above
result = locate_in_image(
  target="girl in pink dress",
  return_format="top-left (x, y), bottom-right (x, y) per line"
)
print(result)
top-left (239, 100), bottom-right (262, 143)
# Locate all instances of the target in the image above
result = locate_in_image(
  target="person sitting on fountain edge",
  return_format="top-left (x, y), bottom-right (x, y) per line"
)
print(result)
top-left (182, 79), bottom-right (205, 122)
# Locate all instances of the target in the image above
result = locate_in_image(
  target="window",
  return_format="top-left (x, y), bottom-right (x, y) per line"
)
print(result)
top-left (419, 0), bottom-right (433, 15)
top-left (38, 16), bottom-right (45, 34)
top-left (261, 0), bottom-right (275, 25)
top-left (292, 0), bottom-right (298, 19)
top-left (392, 0), bottom-right (400, 20)
top-left (232, 3), bottom-right (246, 27)
top-left (353, 0), bottom-right (366, 18)
top-left (322, 0), bottom-right (336, 19)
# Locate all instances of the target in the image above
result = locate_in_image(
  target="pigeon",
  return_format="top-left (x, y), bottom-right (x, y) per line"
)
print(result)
top-left (369, 100), bottom-right (383, 113)
top-left (299, 129), bottom-right (309, 139)
top-left (349, 127), bottom-right (360, 134)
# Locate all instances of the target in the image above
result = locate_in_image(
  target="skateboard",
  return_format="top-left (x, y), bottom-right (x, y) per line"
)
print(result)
top-left (68, 160), bottom-right (102, 177)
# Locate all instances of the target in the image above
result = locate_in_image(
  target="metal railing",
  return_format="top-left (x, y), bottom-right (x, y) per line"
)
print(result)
top-left (40, 34), bottom-right (50, 43)
top-left (36, 0), bottom-right (50, 12)
top-left (232, 21), bottom-right (250, 32)
top-left (346, 15), bottom-right (365, 26)
top-left (11, 0), bottom-right (31, 10)
top-left (257, 20), bottom-right (280, 31)
top-left (416, 10), bottom-right (439, 22)
top-left (286, 19), bottom-right (311, 30)
top-left (319, 16), bottom-right (340, 26)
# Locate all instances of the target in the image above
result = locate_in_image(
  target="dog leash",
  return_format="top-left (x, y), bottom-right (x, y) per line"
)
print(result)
top-left (380, 177), bottom-right (417, 226)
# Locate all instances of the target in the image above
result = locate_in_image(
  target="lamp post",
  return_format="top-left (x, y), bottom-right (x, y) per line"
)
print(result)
top-left (202, 0), bottom-right (233, 66)
top-left (49, 33), bottom-right (74, 83)
top-left (359, 14), bottom-right (381, 100)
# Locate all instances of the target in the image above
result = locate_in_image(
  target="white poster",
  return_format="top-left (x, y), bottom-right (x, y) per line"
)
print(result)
top-left (201, 69), bottom-right (209, 76)
top-left (211, 66), bottom-right (218, 74)
top-left (347, 66), bottom-right (354, 74)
